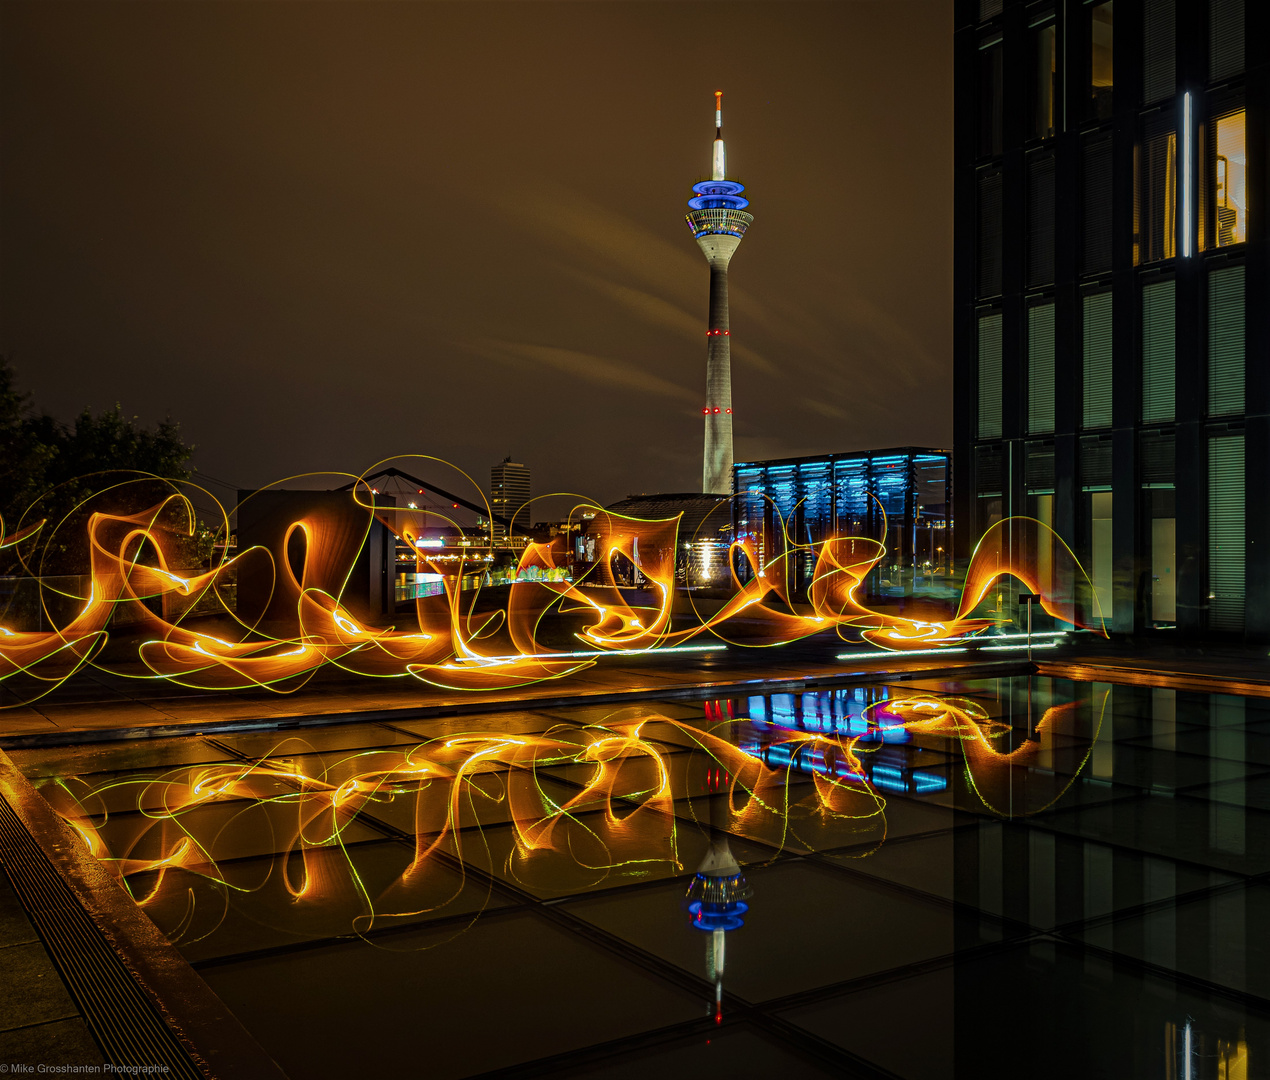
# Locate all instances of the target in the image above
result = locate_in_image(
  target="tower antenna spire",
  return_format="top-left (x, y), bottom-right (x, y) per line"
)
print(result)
top-left (712, 91), bottom-right (726, 180)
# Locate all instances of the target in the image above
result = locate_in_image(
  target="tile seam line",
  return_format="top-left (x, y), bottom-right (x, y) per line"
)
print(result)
top-left (1048, 873), bottom-right (1255, 937)
top-left (0, 748), bottom-right (290, 1079)
top-left (1060, 935), bottom-right (1270, 1015)
top-left (466, 1007), bottom-right (905, 1080)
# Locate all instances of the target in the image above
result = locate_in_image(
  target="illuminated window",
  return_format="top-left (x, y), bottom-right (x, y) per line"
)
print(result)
top-left (1089, 2), bottom-right (1113, 119)
top-left (1214, 110), bottom-right (1246, 247)
top-left (1209, 434), bottom-right (1245, 632)
top-left (1142, 279), bottom-right (1175, 423)
top-left (1027, 304), bottom-right (1055, 434)
top-left (1082, 293), bottom-right (1113, 428)
top-left (1033, 22), bottom-right (1057, 140)
top-left (1208, 265), bottom-right (1244, 415)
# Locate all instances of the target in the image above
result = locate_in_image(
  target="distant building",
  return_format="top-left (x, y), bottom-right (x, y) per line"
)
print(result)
top-left (489, 457), bottom-right (531, 541)
top-left (580, 493), bottom-right (732, 588)
top-left (733, 449), bottom-right (951, 596)
top-left (953, 0), bottom-right (1266, 640)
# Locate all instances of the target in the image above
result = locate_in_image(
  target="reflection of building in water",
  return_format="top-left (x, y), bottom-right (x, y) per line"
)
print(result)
top-left (741, 688), bottom-right (948, 795)
top-left (685, 765), bottom-right (752, 1023)
top-left (732, 448), bottom-right (950, 598)
top-left (1165, 1017), bottom-right (1248, 1079)
top-left (954, 0), bottom-right (1265, 643)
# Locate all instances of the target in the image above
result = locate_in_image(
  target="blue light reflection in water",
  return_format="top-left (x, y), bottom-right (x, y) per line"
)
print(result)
top-left (740, 687), bottom-right (947, 795)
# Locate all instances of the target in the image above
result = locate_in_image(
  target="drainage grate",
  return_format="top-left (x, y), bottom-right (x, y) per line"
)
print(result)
top-left (0, 795), bottom-right (206, 1078)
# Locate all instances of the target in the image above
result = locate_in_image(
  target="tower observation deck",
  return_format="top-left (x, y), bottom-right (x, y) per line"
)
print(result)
top-left (686, 91), bottom-right (753, 496)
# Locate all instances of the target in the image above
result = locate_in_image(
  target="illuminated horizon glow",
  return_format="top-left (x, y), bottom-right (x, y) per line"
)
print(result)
top-left (0, 461), bottom-right (1106, 705)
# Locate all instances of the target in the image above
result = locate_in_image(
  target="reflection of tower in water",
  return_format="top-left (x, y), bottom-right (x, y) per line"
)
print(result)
top-left (684, 744), bottom-right (753, 1024)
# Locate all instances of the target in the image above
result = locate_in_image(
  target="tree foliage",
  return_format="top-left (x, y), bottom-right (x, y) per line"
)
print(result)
top-left (0, 357), bottom-right (196, 570)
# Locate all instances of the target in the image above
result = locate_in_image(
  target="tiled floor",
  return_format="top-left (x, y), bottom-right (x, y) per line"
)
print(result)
top-left (9, 675), bottom-right (1270, 1077)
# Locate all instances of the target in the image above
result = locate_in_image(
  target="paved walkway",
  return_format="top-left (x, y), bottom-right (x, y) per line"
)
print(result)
top-left (1, 634), bottom-right (1266, 745)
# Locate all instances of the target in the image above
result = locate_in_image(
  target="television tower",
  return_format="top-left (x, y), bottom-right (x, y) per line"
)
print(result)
top-left (686, 91), bottom-right (753, 496)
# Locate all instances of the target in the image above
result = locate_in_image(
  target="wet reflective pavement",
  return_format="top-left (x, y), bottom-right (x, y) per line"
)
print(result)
top-left (10, 676), bottom-right (1270, 1078)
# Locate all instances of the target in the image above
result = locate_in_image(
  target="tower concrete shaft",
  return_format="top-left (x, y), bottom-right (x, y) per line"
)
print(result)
top-left (699, 236), bottom-right (740, 494)
top-left (685, 91), bottom-right (752, 496)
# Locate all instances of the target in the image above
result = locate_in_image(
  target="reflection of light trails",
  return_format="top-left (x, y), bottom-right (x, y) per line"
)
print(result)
top-left (37, 686), bottom-right (1105, 949)
top-left (0, 460), bottom-right (1106, 706)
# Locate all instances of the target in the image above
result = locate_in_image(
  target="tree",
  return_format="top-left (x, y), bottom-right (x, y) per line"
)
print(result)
top-left (0, 356), bottom-right (196, 572)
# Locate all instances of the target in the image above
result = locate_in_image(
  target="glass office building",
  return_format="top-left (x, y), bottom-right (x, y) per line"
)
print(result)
top-left (954, 0), bottom-right (1267, 641)
top-left (733, 448), bottom-right (951, 596)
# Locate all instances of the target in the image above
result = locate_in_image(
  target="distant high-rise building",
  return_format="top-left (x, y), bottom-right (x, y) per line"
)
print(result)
top-left (490, 457), bottom-right (531, 540)
top-left (953, 0), bottom-right (1267, 642)
top-left (686, 91), bottom-right (753, 496)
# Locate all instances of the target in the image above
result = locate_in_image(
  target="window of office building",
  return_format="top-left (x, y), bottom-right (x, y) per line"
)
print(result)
top-left (1143, 0), bottom-right (1175, 105)
top-left (979, 36), bottom-right (1004, 158)
top-left (1213, 110), bottom-right (1246, 247)
top-left (1208, 434), bottom-right (1245, 632)
top-left (1028, 154), bottom-right (1056, 286)
top-left (1083, 135), bottom-right (1113, 274)
top-left (1141, 431), bottom-right (1176, 627)
top-left (978, 170), bottom-right (1004, 296)
top-left (1137, 119), bottom-right (1176, 264)
top-left (1028, 304), bottom-right (1056, 434)
top-left (1209, 265), bottom-right (1244, 415)
top-left (978, 312), bottom-right (1003, 439)
top-left (1142, 279), bottom-right (1175, 422)
top-left (1083, 292), bottom-right (1113, 427)
top-left (1033, 20), bottom-right (1057, 140)
top-left (1080, 436), bottom-right (1114, 625)
top-left (1089, 1), bottom-right (1113, 119)
top-left (1209, 0), bottom-right (1244, 83)
top-left (1086, 491), bottom-right (1114, 625)
top-left (975, 444), bottom-right (1004, 539)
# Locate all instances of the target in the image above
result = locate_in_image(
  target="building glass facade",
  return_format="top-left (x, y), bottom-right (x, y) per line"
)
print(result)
top-left (954, 0), bottom-right (1268, 642)
top-left (733, 449), bottom-right (951, 596)
top-left (489, 457), bottom-right (531, 540)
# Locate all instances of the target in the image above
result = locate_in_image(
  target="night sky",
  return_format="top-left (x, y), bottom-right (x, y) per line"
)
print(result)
top-left (0, 1), bottom-right (952, 515)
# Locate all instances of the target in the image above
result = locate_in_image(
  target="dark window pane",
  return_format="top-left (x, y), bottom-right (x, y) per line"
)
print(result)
top-left (1143, 0), bottom-right (1175, 105)
top-left (979, 40), bottom-right (1003, 157)
top-left (977, 170), bottom-right (1004, 297)
top-left (1136, 116), bottom-right (1176, 264)
top-left (1209, 0), bottom-right (1244, 82)
top-left (1028, 153), bottom-right (1056, 286)
top-left (1082, 135), bottom-right (1113, 274)
top-left (978, 312), bottom-right (1003, 440)
top-left (1089, 2), bottom-right (1113, 119)
top-left (1034, 23), bottom-right (1057, 139)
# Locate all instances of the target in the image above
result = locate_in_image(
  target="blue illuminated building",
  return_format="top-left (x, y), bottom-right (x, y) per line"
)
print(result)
top-left (732, 447), bottom-right (951, 596)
